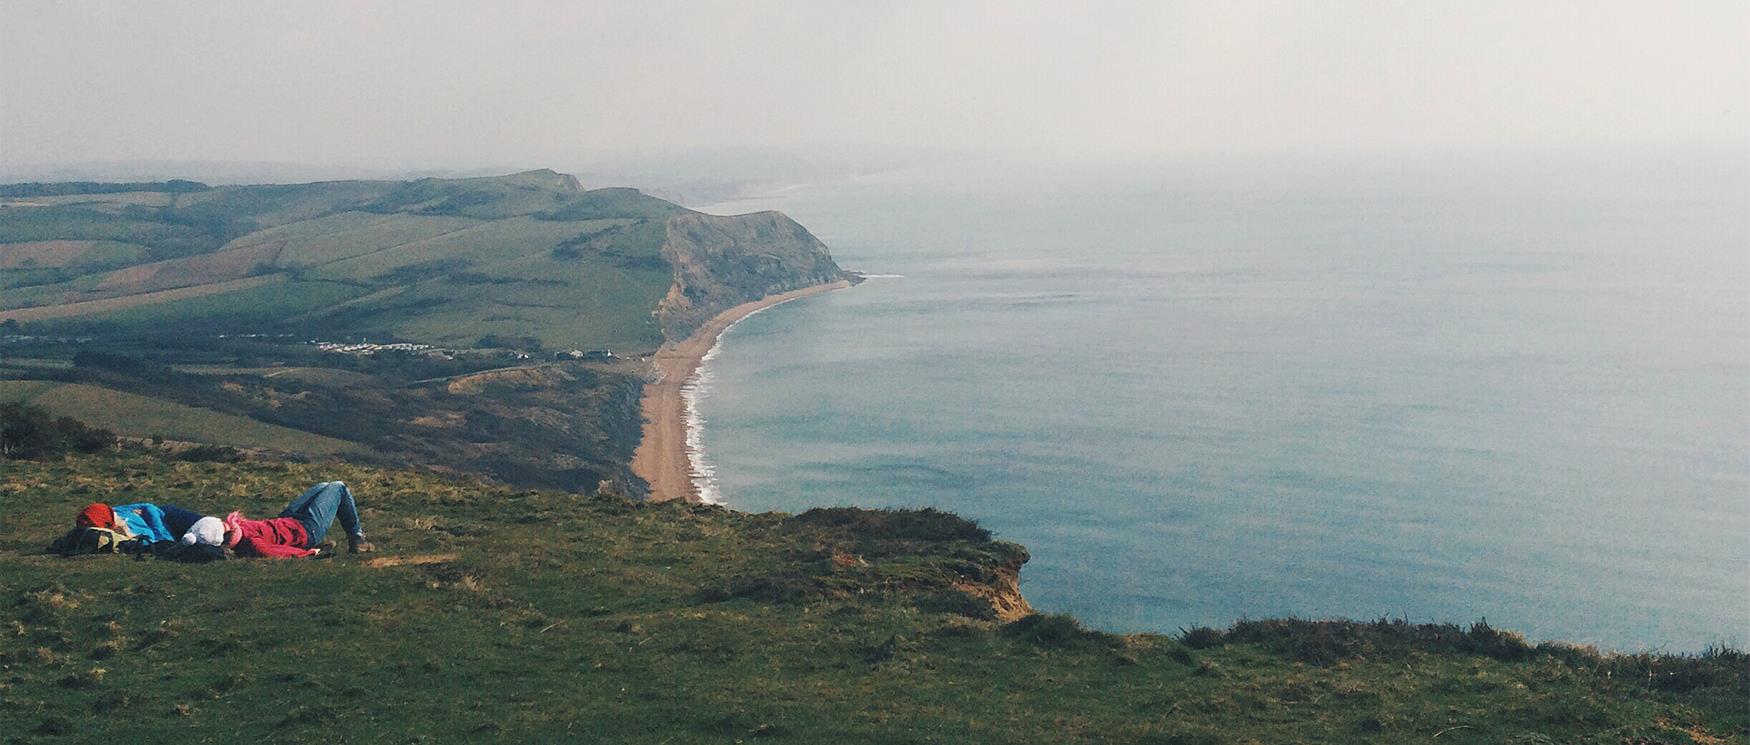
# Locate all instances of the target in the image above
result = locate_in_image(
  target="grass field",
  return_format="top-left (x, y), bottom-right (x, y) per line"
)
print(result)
top-left (0, 382), bottom-right (357, 455)
top-left (0, 173), bottom-right (698, 352)
top-left (0, 276), bottom-right (287, 321)
top-left (17, 278), bottom-right (366, 331)
top-left (304, 215), bottom-right (581, 280)
top-left (0, 240), bottom-right (150, 271)
top-left (1, 452), bottom-right (1743, 744)
top-left (171, 366), bottom-right (375, 387)
top-left (265, 212), bottom-right (482, 268)
top-left (0, 191), bottom-right (176, 209)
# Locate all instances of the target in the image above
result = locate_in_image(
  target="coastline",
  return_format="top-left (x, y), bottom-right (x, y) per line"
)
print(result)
top-left (631, 280), bottom-right (852, 502)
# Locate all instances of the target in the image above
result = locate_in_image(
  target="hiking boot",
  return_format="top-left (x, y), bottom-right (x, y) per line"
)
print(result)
top-left (348, 535), bottom-right (376, 554)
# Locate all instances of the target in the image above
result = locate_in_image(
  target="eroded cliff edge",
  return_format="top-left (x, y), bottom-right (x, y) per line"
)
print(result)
top-left (655, 210), bottom-right (851, 341)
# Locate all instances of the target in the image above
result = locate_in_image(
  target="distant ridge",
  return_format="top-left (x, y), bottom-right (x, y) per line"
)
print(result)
top-left (0, 169), bottom-right (848, 352)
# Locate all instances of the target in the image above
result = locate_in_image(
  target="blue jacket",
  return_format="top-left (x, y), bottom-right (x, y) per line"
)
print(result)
top-left (112, 503), bottom-right (206, 544)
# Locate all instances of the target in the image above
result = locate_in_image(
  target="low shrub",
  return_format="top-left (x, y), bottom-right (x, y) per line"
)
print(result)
top-left (0, 403), bottom-right (115, 459)
top-left (789, 507), bottom-right (991, 544)
top-left (1002, 613), bottom-right (1120, 650)
top-left (1211, 617), bottom-right (1534, 665)
top-left (1177, 624), bottom-right (1225, 650)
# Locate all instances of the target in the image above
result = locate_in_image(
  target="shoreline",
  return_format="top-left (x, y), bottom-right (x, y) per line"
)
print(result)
top-left (631, 280), bottom-right (851, 502)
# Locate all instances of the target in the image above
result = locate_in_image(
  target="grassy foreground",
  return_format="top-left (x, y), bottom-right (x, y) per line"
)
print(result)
top-left (2, 452), bottom-right (1744, 744)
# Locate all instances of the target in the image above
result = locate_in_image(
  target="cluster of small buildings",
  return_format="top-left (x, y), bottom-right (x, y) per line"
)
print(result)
top-left (554, 349), bottom-right (616, 361)
top-left (309, 340), bottom-right (452, 358)
top-left (302, 340), bottom-right (615, 363)
top-left (312, 340), bottom-right (434, 354)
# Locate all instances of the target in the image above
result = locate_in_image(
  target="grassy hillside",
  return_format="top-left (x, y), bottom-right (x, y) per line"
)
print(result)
top-left (0, 170), bottom-right (850, 493)
top-left (0, 381), bottom-right (356, 455)
top-left (2, 451), bottom-right (1744, 744)
top-left (2, 170), bottom-right (846, 352)
top-left (0, 171), bottom-right (706, 353)
top-left (0, 346), bottom-right (648, 495)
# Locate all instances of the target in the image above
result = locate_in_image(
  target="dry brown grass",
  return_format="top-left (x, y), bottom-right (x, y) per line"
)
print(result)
top-left (359, 552), bottom-right (462, 569)
top-left (0, 240), bottom-right (104, 269)
top-left (90, 241), bottom-right (283, 296)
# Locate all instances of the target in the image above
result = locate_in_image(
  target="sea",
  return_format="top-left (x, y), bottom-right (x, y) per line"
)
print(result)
top-left (691, 150), bottom-right (1748, 652)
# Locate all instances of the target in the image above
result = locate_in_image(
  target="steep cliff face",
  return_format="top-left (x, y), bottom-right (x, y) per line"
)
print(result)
top-left (656, 210), bottom-right (848, 340)
top-left (953, 553), bottom-right (1035, 622)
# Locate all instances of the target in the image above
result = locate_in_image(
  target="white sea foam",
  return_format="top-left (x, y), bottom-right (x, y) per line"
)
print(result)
top-left (681, 358), bottom-right (723, 504)
top-left (682, 293), bottom-right (817, 505)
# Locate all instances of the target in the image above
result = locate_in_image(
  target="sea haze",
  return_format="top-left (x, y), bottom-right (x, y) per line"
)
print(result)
top-left (695, 151), bottom-right (1749, 652)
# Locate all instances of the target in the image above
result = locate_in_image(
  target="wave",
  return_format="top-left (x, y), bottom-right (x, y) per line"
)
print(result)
top-left (681, 297), bottom-right (797, 505)
top-left (680, 356), bottom-right (724, 505)
top-left (681, 286), bottom-right (845, 505)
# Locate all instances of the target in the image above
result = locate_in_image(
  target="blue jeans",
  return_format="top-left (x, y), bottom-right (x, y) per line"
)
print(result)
top-left (279, 481), bottom-right (363, 546)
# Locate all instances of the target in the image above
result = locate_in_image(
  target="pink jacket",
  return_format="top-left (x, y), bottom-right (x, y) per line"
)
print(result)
top-left (224, 512), bottom-right (316, 559)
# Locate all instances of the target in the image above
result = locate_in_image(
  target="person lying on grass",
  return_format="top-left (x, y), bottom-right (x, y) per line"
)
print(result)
top-left (220, 480), bottom-right (376, 559)
top-left (72, 502), bottom-right (212, 545)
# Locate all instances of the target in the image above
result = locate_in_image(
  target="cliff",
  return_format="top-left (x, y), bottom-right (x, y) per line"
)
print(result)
top-left (655, 210), bottom-right (849, 341)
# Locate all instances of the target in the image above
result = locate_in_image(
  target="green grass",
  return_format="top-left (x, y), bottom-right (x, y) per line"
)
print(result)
top-left (216, 210), bottom-right (386, 251)
top-left (304, 216), bottom-right (578, 281)
top-left (30, 278), bottom-right (358, 333)
top-left (0, 271), bottom-right (118, 311)
top-left (170, 366), bottom-right (374, 387)
top-left (0, 382), bottom-right (356, 455)
top-left (2, 452), bottom-right (1743, 744)
top-left (0, 206), bottom-right (194, 246)
top-left (364, 260), bottom-right (672, 351)
top-left (0, 172), bottom-right (788, 354)
top-left (264, 212), bottom-right (483, 268)
top-left (2, 175), bottom-right (688, 352)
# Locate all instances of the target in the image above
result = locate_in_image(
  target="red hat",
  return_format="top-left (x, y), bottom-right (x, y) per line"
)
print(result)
top-left (223, 511), bottom-right (246, 548)
top-left (75, 503), bottom-right (114, 530)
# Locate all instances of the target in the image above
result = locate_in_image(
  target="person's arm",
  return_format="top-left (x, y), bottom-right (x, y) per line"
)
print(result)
top-left (138, 505), bottom-right (174, 543)
top-left (237, 536), bottom-right (316, 559)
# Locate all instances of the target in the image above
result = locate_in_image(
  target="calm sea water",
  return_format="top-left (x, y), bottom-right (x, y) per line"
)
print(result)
top-left (695, 152), bottom-right (1749, 651)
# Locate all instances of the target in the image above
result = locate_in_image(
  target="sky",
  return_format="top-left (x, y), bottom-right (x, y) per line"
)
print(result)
top-left (1, 0), bottom-right (1745, 173)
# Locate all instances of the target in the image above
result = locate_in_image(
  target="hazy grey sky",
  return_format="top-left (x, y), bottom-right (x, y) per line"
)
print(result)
top-left (2, 0), bottom-right (1744, 170)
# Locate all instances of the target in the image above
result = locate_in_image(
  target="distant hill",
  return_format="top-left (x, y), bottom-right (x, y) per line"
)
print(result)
top-left (0, 170), bottom-right (847, 494)
top-left (0, 169), bottom-right (847, 352)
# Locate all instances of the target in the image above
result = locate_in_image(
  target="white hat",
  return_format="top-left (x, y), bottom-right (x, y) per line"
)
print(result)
top-left (182, 516), bottom-right (225, 546)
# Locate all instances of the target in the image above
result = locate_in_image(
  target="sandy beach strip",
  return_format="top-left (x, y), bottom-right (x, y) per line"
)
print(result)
top-left (632, 279), bottom-right (851, 502)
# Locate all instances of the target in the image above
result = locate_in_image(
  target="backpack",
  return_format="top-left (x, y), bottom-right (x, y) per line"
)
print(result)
top-left (148, 541), bottom-right (233, 563)
top-left (45, 527), bottom-right (144, 556)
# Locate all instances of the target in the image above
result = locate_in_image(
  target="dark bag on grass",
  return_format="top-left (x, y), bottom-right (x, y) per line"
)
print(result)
top-left (148, 541), bottom-right (233, 563)
top-left (45, 527), bottom-right (139, 556)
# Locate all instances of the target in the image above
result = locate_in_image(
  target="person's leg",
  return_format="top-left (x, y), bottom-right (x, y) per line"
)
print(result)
top-left (278, 481), bottom-right (363, 546)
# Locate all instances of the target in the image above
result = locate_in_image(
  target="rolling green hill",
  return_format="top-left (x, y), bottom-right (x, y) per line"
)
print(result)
top-left (1, 170), bottom-right (846, 352)
top-left (0, 381), bottom-right (357, 455)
